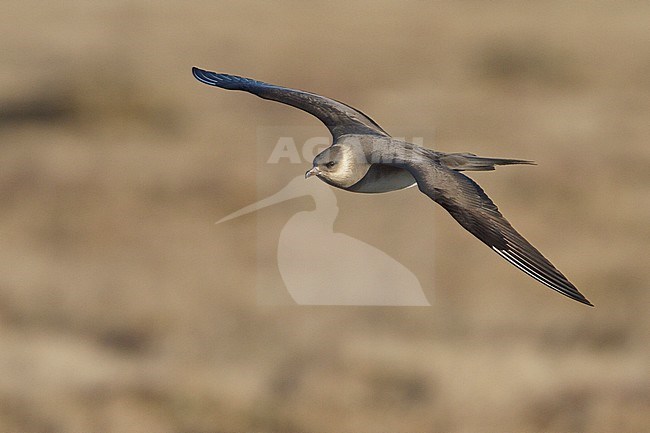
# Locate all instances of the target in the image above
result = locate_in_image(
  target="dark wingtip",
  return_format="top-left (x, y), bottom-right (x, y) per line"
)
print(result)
top-left (191, 66), bottom-right (253, 91)
top-left (191, 66), bottom-right (215, 86)
top-left (565, 283), bottom-right (593, 307)
top-left (564, 286), bottom-right (593, 306)
top-left (546, 284), bottom-right (593, 306)
top-left (569, 294), bottom-right (594, 307)
top-left (491, 246), bottom-right (593, 307)
top-left (581, 296), bottom-right (594, 307)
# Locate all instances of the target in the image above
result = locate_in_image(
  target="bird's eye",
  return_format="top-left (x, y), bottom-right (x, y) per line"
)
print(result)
top-left (325, 161), bottom-right (336, 169)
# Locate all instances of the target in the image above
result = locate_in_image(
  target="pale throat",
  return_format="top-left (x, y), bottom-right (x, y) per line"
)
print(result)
top-left (329, 146), bottom-right (371, 187)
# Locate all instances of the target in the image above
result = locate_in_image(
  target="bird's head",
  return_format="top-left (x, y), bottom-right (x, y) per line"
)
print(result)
top-left (305, 144), bottom-right (370, 188)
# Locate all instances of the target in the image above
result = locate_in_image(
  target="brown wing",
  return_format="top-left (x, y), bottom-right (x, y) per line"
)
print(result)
top-left (404, 157), bottom-right (592, 306)
top-left (192, 67), bottom-right (389, 141)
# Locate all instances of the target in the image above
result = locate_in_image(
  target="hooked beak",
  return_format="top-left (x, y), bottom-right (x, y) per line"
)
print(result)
top-left (305, 167), bottom-right (320, 179)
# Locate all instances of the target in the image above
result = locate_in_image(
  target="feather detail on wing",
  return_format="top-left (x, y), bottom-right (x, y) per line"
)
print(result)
top-left (192, 67), bottom-right (389, 140)
top-left (402, 157), bottom-right (592, 306)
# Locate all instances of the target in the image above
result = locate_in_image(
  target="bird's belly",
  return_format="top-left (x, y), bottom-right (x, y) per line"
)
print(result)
top-left (345, 164), bottom-right (416, 193)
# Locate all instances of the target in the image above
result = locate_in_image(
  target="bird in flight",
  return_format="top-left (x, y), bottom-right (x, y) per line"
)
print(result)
top-left (192, 66), bottom-right (592, 306)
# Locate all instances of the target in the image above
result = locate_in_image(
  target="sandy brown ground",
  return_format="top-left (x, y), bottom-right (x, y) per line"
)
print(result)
top-left (1, 1), bottom-right (649, 432)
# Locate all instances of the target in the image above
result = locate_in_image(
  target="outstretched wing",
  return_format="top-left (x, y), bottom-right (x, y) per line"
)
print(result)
top-left (192, 67), bottom-right (389, 141)
top-left (401, 156), bottom-right (592, 306)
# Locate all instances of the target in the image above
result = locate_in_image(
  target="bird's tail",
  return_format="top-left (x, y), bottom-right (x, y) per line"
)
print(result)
top-left (439, 152), bottom-right (536, 171)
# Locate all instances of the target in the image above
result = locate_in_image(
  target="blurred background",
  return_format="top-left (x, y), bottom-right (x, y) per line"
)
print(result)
top-left (1, 1), bottom-right (649, 432)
